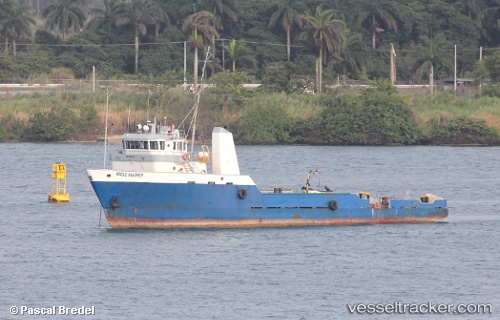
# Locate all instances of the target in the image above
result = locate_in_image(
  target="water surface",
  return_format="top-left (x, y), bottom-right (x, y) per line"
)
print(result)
top-left (0, 143), bottom-right (498, 319)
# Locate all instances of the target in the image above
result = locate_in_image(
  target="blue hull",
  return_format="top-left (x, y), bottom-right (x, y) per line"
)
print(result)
top-left (90, 181), bottom-right (448, 229)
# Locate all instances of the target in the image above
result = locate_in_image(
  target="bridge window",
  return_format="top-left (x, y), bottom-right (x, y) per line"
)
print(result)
top-left (128, 141), bottom-right (134, 149)
top-left (150, 141), bottom-right (158, 150)
top-left (124, 141), bottom-right (152, 149)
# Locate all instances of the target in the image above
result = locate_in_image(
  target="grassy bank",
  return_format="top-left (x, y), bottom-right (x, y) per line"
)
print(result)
top-left (405, 92), bottom-right (500, 129)
top-left (0, 87), bottom-right (499, 145)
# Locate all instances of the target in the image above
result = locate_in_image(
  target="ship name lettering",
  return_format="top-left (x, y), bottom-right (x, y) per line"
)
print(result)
top-left (128, 173), bottom-right (143, 178)
top-left (115, 172), bottom-right (143, 178)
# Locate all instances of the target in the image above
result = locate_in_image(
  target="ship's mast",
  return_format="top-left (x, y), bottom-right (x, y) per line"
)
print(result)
top-left (104, 87), bottom-right (113, 169)
top-left (190, 48), bottom-right (212, 155)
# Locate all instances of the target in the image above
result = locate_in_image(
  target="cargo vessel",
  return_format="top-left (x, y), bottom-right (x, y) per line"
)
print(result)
top-left (85, 51), bottom-right (447, 229)
top-left (86, 122), bottom-right (448, 229)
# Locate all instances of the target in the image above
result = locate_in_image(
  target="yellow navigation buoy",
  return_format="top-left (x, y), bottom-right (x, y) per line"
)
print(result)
top-left (48, 163), bottom-right (70, 202)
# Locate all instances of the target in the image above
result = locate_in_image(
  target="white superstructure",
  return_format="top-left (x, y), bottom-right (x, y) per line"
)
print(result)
top-left (109, 121), bottom-right (208, 174)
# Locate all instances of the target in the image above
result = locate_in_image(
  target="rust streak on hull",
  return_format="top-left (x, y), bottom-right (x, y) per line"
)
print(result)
top-left (106, 216), bottom-right (447, 229)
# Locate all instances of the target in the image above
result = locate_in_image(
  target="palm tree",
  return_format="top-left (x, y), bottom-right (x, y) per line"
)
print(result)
top-left (0, 0), bottom-right (14, 54)
top-left (115, 0), bottom-right (153, 74)
top-left (147, 0), bottom-right (173, 36)
top-left (42, 0), bottom-right (86, 40)
top-left (182, 10), bottom-right (220, 88)
top-left (268, 0), bottom-right (305, 62)
top-left (464, 1), bottom-right (500, 45)
top-left (457, 0), bottom-right (486, 19)
top-left (357, 0), bottom-right (397, 49)
top-left (198, 0), bottom-right (240, 23)
top-left (197, 0), bottom-right (239, 75)
top-left (223, 39), bottom-right (257, 71)
top-left (87, 0), bottom-right (125, 32)
top-left (302, 6), bottom-right (346, 94)
top-left (414, 33), bottom-right (452, 94)
top-left (332, 32), bottom-right (370, 82)
top-left (1, 2), bottom-right (36, 56)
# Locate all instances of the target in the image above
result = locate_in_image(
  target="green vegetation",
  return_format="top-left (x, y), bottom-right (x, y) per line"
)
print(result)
top-left (404, 92), bottom-right (500, 129)
top-left (424, 117), bottom-right (500, 145)
top-left (290, 84), bottom-right (420, 145)
top-left (232, 102), bottom-right (294, 144)
top-left (0, 0), bottom-right (499, 86)
top-left (1, 85), bottom-right (499, 145)
top-left (1, 0), bottom-right (500, 144)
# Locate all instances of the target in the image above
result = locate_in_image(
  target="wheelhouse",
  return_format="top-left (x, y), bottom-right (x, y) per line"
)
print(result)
top-left (120, 125), bottom-right (188, 154)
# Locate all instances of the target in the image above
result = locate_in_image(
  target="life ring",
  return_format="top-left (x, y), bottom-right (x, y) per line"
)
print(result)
top-left (381, 197), bottom-right (389, 207)
top-left (328, 200), bottom-right (338, 211)
top-left (178, 168), bottom-right (183, 172)
top-left (182, 153), bottom-right (190, 161)
top-left (238, 189), bottom-right (247, 200)
top-left (201, 170), bottom-right (206, 174)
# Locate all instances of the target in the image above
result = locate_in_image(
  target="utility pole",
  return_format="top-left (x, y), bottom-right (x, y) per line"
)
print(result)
top-left (479, 46), bottom-right (483, 95)
top-left (390, 43), bottom-right (396, 85)
top-left (221, 39), bottom-right (225, 71)
top-left (430, 65), bottom-right (434, 95)
top-left (183, 41), bottom-right (187, 90)
top-left (454, 45), bottom-right (457, 95)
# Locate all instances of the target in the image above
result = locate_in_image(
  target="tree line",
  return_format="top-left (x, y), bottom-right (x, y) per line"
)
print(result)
top-left (3, 0), bottom-right (500, 92)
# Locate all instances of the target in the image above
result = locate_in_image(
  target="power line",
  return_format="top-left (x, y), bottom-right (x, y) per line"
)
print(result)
top-left (14, 38), bottom-right (499, 55)
top-left (16, 41), bottom-right (186, 47)
top-left (14, 39), bottom-right (299, 48)
top-left (374, 46), bottom-right (500, 54)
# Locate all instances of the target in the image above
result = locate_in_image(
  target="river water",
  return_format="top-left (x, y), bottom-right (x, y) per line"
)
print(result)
top-left (0, 142), bottom-right (498, 319)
